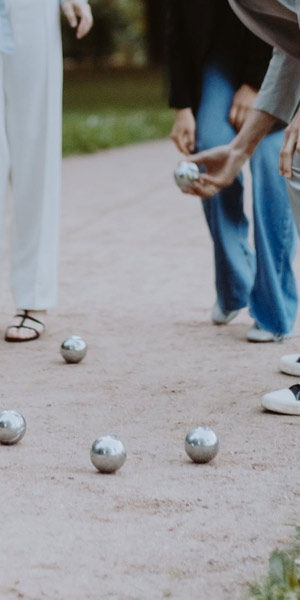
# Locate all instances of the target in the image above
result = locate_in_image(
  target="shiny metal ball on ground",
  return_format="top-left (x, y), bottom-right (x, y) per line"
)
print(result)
top-left (185, 426), bottom-right (219, 464)
top-left (0, 410), bottom-right (26, 445)
top-left (61, 335), bottom-right (87, 363)
top-left (174, 161), bottom-right (200, 192)
top-left (90, 436), bottom-right (126, 474)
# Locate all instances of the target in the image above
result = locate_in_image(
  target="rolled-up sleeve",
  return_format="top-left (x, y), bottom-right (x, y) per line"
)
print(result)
top-left (255, 48), bottom-right (300, 123)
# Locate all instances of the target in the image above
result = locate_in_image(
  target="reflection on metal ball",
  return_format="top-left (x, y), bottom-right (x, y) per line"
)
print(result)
top-left (174, 161), bottom-right (200, 192)
top-left (185, 426), bottom-right (219, 464)
top-left (90, 435), bottom-right (126, 474)
top-left (0, 410), bottom-right (26, 445)
top-left (61, 335), bottom-right (87, 364)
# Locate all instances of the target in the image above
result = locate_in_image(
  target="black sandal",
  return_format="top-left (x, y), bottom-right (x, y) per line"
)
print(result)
top-left (5, 310), bottom-right (45, 343)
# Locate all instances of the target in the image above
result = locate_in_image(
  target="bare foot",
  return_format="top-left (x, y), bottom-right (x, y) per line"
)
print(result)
top-left (5, 310), bottom-right (46, 342)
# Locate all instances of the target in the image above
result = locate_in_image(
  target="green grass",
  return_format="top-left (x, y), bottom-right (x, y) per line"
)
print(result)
top-left (63, 69), bottom-right (173, 156)
top-left (248, 529), bottom-right (300, 600)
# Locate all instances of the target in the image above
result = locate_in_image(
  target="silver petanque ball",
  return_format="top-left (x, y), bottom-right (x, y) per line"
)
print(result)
top-left (60, 335), bottom-right (87, 364)
top-left (185, 426), bottom-right (219, 464)
top-left (0, 410), bottom-right (26, 445)
top-left (174, 160), bottom-right (200, 192)
top-left (90, 436), bottom-right (126, 474)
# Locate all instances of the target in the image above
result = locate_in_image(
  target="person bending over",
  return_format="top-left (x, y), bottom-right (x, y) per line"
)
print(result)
top-left (166, 0), bottom-right (298, 342)
top-left (182, 0), bottom-right (300, 415)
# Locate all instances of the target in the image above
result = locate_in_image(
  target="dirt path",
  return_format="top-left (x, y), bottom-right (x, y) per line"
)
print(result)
top-left (0, 140), bottom-right (300, 600)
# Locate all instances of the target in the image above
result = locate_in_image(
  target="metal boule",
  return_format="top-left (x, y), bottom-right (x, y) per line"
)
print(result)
top-left (0, 410), bottom-right (26, 445)
top-left (185, 426), bottom-right (219, 463)
top-left (174, 161), bottom-right (200, 192)
top-left (61, 335), bottom-right (87, 364)
top-left (90, 435), bottom-right (126, 474)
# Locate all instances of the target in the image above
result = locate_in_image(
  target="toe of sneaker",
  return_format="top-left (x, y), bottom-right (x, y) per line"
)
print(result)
top-left (261, 388), bottom-right (300, 415)
top-left (247, 328), bottom-right (275, 343)
top-left (279, 354), bottom-right (300, 376)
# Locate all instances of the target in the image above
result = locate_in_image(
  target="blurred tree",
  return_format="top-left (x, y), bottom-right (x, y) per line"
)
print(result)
top-left (62, 0), bottom-right (125, 65)
top-left (62, 0), bottom-right (165, 67)
top-left (109, 0), bottom-right (147, 66)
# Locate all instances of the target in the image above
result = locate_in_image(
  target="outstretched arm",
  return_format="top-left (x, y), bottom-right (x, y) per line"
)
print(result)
top-left (187, 108), bottom-right (276, 198)
top-left (185, 45), bottom-right (300, 199)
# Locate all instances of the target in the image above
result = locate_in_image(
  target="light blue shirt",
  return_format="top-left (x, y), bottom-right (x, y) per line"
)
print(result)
top-left (0, 0), bottom-right (88, 54)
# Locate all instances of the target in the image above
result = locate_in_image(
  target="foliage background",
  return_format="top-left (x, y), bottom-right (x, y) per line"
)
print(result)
top-left (62, 0), bottom-right (152, 67)
top-left (62, 0), bottom-right (170, 156)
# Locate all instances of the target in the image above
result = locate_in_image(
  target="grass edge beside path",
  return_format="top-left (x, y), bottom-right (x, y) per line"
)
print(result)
top-left (63, 69), bottom-right (173, 156)
top-left (248, 528), bottom-right (300, 600)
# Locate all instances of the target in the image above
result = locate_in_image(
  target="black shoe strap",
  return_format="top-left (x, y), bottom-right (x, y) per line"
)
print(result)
top-left (289, 384), bottom-right (300, 401)
top-left (14, 310), bottom-right (44, 327)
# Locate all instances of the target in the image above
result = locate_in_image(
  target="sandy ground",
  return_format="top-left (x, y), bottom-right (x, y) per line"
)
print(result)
top-left (1, 140), bottom-right (300, 600)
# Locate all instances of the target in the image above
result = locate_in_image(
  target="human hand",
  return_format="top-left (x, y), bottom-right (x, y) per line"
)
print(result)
top-left (279, 105), bottom-right (300, 178)
top-left (229, 84), bottom-right (258, 132)
top-left (184, 144), bottom-right (249, 198)
top-left (178, 107), bottom-right (276, 198)
top-left (170, 108), bottom-right (196, 154)
top-left (61, 1), bottom-right (93, 39)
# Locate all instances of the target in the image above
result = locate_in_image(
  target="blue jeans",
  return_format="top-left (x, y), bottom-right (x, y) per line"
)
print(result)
top-left (196, 60), bottom-right (298, 336)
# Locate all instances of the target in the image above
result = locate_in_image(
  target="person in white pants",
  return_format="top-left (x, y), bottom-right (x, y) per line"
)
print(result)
top-left (0, 0), bottom-right (92, 342)
top-left (179, 0), bottom-right (300, 416)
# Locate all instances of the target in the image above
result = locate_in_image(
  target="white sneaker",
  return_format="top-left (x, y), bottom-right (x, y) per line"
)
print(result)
top-left (247, 322), bottom-right (277, 343)
top-left (261, 384), bottom-right (300, 415)
top-left (280, 354), bottom-right (300, 377)
top-left (247, 322), bottom-right (292, 343)
top-left (211, 302), bottom-right (240, 325)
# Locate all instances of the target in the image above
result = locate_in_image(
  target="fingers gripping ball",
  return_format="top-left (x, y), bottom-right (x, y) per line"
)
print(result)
top-left (61, 335), bottom-right (87, 364)
top-left (0, 411), bottom-right (26, 445)
top-left (185, 427), bottom-right (219, 464)
top-left (90, 436), bottom-right (127, 474)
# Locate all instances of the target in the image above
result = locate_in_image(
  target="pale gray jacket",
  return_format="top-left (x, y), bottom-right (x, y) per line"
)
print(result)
top-left (229, 0), bottom-right (300, 123)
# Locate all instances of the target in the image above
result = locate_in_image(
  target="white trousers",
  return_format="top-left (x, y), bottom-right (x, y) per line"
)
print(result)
top-left (0, 0), bottom-right (62, 309)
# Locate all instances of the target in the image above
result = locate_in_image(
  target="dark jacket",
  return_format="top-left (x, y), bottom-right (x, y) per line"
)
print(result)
top-left (166, 0), bottom-right (273, 113)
